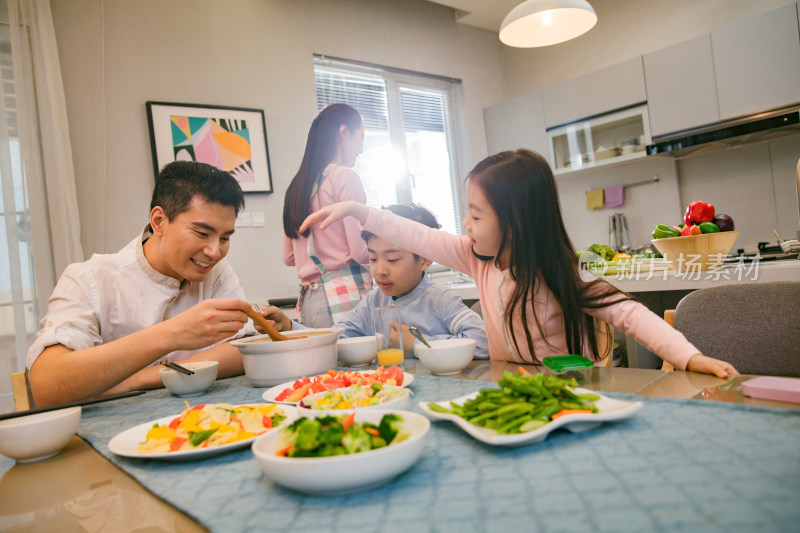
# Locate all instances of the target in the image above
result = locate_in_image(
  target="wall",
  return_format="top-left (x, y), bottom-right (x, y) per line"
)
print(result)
top-left (495, 0), bottom-right (800, 252)
top-left (499, 0), bottom-right (798, 101)
top-left (49, 0), bottom-right (506, 300)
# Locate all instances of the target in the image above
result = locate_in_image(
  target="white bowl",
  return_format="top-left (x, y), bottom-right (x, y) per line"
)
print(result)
top-left (337, 336), bottom-right (377, 367)
top-left (0, 406), bottom-right (81, 463)
top-left (415, 338), bottom-right (476, 375)
top-left (231, 328), bottom-right (343, 387)
top-left (252, 409), bottom-right (429, 495)
top-left (159, 360), bottom-right (219, 397)
top-left (297, 384), bottom-right (411, 417)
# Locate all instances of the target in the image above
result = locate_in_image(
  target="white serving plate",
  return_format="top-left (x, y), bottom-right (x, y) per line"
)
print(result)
top-left (108, 404), bottom-right (297, 460)
top-left (419, 388), bottom-right (643, 447)
top-left (252, 409), bottom-right (429, 495)
top-left (261, 370), bottom-right (414, 405)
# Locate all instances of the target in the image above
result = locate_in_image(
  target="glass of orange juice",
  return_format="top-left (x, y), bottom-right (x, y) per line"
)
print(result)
top-left (372, 305), bottom-right (404, 370)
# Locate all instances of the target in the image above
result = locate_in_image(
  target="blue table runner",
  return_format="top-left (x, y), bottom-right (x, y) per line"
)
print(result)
top-left (46, 375), bottom-right (800, 532)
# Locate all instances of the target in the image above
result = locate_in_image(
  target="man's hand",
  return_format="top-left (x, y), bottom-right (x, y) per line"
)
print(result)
top-left (254, 305), bottom-right (293, 333)
top-left (165, 298), bottom-right (250, 350)
top-left (299, 201), bottom-right (369, 233)
top-left (686, 354), bottom-right (739, 379)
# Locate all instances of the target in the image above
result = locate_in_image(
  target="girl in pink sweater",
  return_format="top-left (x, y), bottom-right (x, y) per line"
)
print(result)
top-left (300, 149), bottom-right (738, 378)
top-left (283, 104), bottom-right (373, 327)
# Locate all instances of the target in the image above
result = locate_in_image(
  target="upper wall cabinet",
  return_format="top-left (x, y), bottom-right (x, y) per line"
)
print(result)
top-left (712, 3), bottom-right (800, 120)
top-left (484, 90), bottom-right (548, 158)
top-left (643, 35), bottom-right (720, 138)
top-left (542, 57), bottom-right (647, 128)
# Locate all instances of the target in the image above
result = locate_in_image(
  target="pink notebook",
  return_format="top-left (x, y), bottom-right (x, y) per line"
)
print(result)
top-left (742, 376), bottom-right (800, 403)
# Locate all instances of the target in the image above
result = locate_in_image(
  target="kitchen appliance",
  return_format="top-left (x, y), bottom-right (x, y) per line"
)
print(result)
top-left (646, 104), bottom-right (800, 158)
top-left (608, 213), bottom-right (631, 252)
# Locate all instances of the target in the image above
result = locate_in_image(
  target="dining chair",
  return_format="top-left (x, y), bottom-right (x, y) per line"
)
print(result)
top-left (11, 371), bottom-right (33, 411)
top-left (661, 282), bottom-right (800, 377)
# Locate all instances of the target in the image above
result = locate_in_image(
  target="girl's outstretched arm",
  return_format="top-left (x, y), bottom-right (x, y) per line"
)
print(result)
top-left (300, 201), bottom-right (370, 233)
top-left (686, 354), bottom-right (739, 379)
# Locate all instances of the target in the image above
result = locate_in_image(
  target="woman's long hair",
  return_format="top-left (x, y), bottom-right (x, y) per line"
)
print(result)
top-left (468, 149), bottom-right (632, 359)
top-left (283, 103), bottom-right (363, 238)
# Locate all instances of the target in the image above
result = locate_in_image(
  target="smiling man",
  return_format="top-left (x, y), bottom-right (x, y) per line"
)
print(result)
top-left (27, 162), bottom-right (261, 406)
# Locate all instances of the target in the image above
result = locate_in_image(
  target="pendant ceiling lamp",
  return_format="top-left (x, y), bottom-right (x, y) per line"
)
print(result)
top-left (499, 0), bottom-right (597, 48)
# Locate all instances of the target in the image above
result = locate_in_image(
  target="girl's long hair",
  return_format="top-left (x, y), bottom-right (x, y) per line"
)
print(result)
top-left (283, 103), bottom-right (363, 238)
top-left (468, 149), bottom-right (632, 359)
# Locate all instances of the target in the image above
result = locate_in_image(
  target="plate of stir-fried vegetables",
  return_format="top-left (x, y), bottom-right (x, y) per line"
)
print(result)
top-left (108, 402), bottom-right (296, 459)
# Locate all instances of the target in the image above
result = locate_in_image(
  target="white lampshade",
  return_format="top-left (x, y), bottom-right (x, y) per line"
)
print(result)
top-left (499, 0), bottom-right (597, 48)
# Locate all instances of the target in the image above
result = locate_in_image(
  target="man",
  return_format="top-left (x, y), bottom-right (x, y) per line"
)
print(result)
top-left (27, 161), bottom-right (276, 406)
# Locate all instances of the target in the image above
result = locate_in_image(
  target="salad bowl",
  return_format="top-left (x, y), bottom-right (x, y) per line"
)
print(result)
top-left (252, 409), bottom-right (429, 495)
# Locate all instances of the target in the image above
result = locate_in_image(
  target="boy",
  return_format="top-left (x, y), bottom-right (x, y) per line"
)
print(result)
top-left (335, 204), bottom-right (488, 359)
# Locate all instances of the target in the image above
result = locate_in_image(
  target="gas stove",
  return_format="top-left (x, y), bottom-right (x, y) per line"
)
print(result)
top-left (723, 242), bottom-right (800, 263)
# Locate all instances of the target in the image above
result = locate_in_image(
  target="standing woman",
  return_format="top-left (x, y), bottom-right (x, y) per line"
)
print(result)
top-left (282, 104), bottom-right (373, 327)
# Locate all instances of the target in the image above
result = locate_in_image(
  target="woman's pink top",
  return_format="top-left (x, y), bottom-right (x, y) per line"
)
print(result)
top-left (283, 166), bottom-right (369, 283)
top-left (363, 208), bottom-right (701, 370)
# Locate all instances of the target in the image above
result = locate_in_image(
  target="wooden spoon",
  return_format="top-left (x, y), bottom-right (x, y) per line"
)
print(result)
top-left (246, 304), bottom-right (290, 342)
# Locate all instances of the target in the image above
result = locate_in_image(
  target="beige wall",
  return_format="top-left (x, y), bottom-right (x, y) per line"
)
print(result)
top-left (50, 0), bottom-right (506, 300)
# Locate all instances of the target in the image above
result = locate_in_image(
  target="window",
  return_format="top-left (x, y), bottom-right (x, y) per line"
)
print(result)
top-left (314, 56), bottom-right (466, 235)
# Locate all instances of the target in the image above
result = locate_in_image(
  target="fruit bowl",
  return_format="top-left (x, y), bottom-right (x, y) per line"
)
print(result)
top-left (651, 231), bottom-right (740, 271)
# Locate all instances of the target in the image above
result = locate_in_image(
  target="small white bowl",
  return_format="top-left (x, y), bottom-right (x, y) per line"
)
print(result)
top-left (231, 328), bottom-right (343, 387)
top-left (252, 409), bottom-right (430, 495)
top-left (337, 336), bottom-right (377, 367)
top-left (159, 360), bottom-right (219, 397)
top-left (297, 385), bottom-right (411, 417)
top-left (0, 406), bottom-right (81, 463)
top-left (415, 338), bottom-right (476, 375)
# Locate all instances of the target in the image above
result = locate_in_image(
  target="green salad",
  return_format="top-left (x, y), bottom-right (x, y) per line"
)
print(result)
top-left (275, 413), bottom-right (410, 458)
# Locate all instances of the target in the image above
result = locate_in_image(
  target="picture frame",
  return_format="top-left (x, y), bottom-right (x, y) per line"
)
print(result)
top-left (146, 101), bottom-right (273, 193)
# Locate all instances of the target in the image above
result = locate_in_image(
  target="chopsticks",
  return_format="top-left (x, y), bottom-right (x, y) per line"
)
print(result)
top-left (0, 390), bottom-right (146, 421)
top-left (162, 360), bottom-right (195, 375)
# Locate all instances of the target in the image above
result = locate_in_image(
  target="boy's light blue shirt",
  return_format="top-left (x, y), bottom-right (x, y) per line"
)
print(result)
top-left (334, 274), bottom-right (489, 359)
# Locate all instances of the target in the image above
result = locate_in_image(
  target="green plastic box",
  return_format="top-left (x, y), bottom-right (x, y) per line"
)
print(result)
top-left (542, 354), bottom-right (594, 384)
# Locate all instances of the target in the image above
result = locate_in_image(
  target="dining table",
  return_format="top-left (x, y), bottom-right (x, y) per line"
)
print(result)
top-left (1, 360), bottom-right (798, 533)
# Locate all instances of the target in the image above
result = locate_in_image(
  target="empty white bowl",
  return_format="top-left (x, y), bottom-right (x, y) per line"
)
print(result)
top-left (337, 336), bottom-right (377, 367)
top-left (415, 338), bottom-right (476, 375)
top-left (159, 360), bottom-right (219, 397)
top-left (231, 328), bottom-right (343, 387)
top-left (0, 406), bottom-right (81, 463)
top-left (252, 409), bottom-right (430, 495)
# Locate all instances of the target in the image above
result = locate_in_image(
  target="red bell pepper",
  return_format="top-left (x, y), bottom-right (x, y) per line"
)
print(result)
top-left (684, 201), bottom-right (715, 226)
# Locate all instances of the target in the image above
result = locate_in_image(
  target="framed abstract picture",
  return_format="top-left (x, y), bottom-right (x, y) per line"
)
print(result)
top-left (146, 101), bottom-right (273, 193)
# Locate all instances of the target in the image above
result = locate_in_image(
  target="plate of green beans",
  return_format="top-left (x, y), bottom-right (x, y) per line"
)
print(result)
top-left (419, 371), bottom-right (643, 446)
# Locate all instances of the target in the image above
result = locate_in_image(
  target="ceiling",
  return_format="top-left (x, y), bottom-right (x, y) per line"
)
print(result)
top-left (423, 0), bottom-right (523, 33)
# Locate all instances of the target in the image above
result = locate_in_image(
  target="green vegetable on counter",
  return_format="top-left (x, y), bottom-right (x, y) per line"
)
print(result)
top-left (586, 244), bottom-right (616, 261)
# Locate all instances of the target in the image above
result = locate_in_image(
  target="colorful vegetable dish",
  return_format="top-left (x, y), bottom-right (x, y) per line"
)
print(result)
top-left (427, 370), bottom-right (600, 434)
top-left (300, 383), bottom-right (409, 410)
top-left (274, 366), bottom-right (404, 403)
top-left (138, 403), bottom-right (287, 454)
top-left (275, 412), bottom-right (410, 458)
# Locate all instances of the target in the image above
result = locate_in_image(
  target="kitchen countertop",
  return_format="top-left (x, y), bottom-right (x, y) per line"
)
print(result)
top-left (431, 259), bottom-right (800, 297)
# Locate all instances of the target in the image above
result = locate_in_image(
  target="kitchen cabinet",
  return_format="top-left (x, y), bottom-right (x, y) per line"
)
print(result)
top-left (643, 35), bottom-right (720, 138)
top-left (711, 3), bottom-right (800, 120)
top-left (542, 57), bottom-right (647, 128)
top-left (546, 104), bottom-right (651, 175)
top-left (484, 90), bottom-right (548, 159)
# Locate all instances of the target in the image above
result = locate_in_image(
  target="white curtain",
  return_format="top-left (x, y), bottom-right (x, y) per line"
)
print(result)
top-left (9, 0), bottom-right (82, 293)
top-left (0, 0), bottom-right (81, 407)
